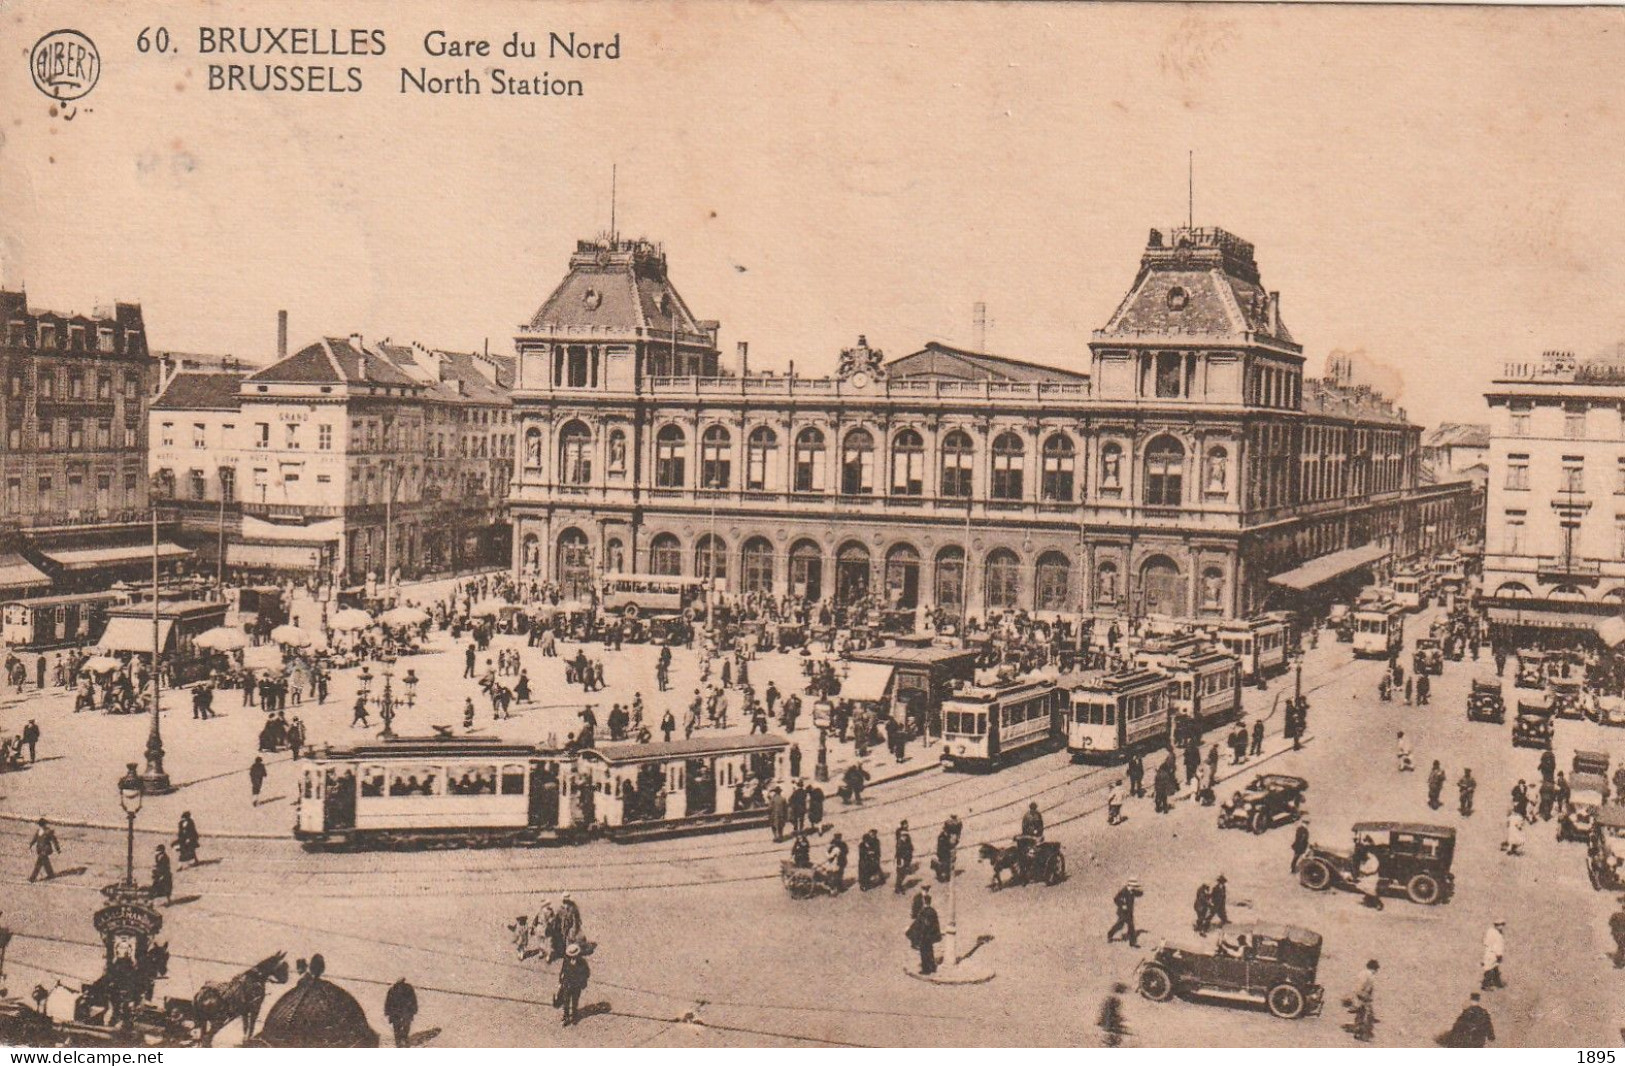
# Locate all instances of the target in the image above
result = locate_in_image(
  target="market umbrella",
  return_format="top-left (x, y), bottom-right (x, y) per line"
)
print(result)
top-left (329, 608), bottom-right (374, 631)
top-left (79, 656), bottom-right (121, 674)
top-left (195, 626), bottom-right (249, 652)
top-left (380, 605), bottom-right (428, 628)
top-left (470, 601), bottom-right (505, 618)
top-left (270, 624), bottom-right (312, 648)
top-left (243, 644), bottom-right (284, 671)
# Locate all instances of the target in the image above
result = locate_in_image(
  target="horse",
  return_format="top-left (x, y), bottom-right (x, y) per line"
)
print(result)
top-left (75, 942), bottom-right (170, 1030)
top-left (978, 841), bottom-right (1027, 888)
top-left (192, 951), bottom-right (289, 1046)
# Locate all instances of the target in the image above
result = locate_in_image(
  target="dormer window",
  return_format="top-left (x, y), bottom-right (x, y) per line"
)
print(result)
top-left (583, 287), bottom-right (602, 311)
top-left (1166, 286), bottom-right (1188, 312)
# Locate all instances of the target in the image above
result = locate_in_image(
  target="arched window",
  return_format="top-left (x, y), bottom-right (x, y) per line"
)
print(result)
top-left (556, 528), bottom-right (592, 596)
top-left (789, 539), bottom-right (823, 600)
top-left (1205, 445), bottom-right (1228, 495)
top-left (1096, 560), bottom-right (1119, 604)
top-left (1140, 555), bottom-right (1185, 616)
top-left (523, 427), bottom-right (543, 469)
top-left (991, 432), bottom-right (1025, 500)
top-left (836, 541), bottom-right (871, 604)
top-left (884, 543), bottom-right (921, 609)
top-left (655, 425), bottom-right (686, 488)
top-left (741, 536), bottom-right (775, 593)
top-left (1100, 442), bottom-right (1123, 492)
top-left (695, 534), bottom-right (727, 585)
top-left (607, 428), bottom-right (628, 476)
top-left (649, 533), bottom-right (682, 576)
top-left (1493, 581), bottom-right (1531, 599)
top-left (793, 428), bottom-right (826, 492)
top-left (1041, 434), bottom-right (1075, 502)
top-left (1035, 551), bottom-right (1071, 611)
top-left (941, 430), bottom-right (974, 498)
top-left (841, 428), bottom-right (875, 496)
top-left (746, 427), bottom-right (778, 491)
top-left (700, 425), bottom-right (731, 489)
top-left (1144, 436), bottom-right (1185, 506)
top-left (984, 548), bottom-right (1020, 610)
top-left (891, 429), bottom-right (924, 496)
top-left (934, 546), bottom-right (965, 609)
top-left (558, 421), bottom-right (592, 485)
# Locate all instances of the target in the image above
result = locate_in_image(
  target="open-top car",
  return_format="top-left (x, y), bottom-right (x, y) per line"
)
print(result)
top-left (1549, 677), bottom-right (1586, 721)
top-left (1559, 772), bottom-right (1611, 842)
top-left (1297, 821), bottom-right (1455, 905)
top-left (1218, 774), bottom-right (1309, 834)
top-left (1587, 805), bottom-right (1625, 891)
top-left (1467, 677), bottom-right (1504, 724)
top-left (1512, 697), bottom-right (1554, 750)
top-left (1136, 922), bottom-right (1324, 1020)
top-left (1412, 638), bottom-right (1443, 677)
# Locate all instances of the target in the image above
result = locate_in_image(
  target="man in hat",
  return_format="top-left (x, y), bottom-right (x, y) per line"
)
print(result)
top-left (1106, 880), bottom-right (1142, 947)
top-left (28, 817), bottom-right (59, 882)
top-left (906, 891), bottom-right (942, 975)
top-left (789, 781), bottom-right (808, 836)
top-left (1481, 920), bottom-right (1507, 990)
top-left (249, 756), bottom-right (268, 800)
top-left (1438, 991), bottom-right (1495, 1047)
top-left (558, 943), bottom-right (590, 1026)
top-left (767, 785), bottom-right (788, 842)
top-left (556, 892), bottom-right (584, 950)
top-left (894, 820), bottom-right (914, 893)
top-left (384, 977), bottom-right (418, 1047)
top-left (1209, 874), bottom-right (1230, 928)
top-left (21, 719), bottom-right (39, 763)
top-left (826, 831), bottom-right (849, 891)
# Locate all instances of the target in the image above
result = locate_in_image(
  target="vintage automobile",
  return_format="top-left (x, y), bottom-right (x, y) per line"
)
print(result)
top-left (1297, 821), bottom-right (1455, 905)
top-left (1218, 774), bottom-right (1309, 834)
top-left (1514, 652), bottom-right (1546, 690)
top-left (1327, 604), bottom-right (1353, 643)
top-left (1512, 698), bottom-right (1555, 750)
top-left (1586, 805), bottom-right (1625, 891)
top-left (1559, 772), bottom-right (1611, 842)
top-left (1412, 638), bottom-right (1444, 677)
top-left (1467, 677), bottom-right (1505, 724)
top-left (1549, 677), bottom-right (1586, 721)
top-left (1136, 922), bottom-right (1325, 1020)
top-left (1591, 695), bottom-right (1625, 729)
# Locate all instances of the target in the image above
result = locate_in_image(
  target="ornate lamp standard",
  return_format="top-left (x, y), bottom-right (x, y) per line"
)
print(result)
top-left (142, 476), bottom-right (172, 795)
top-left (117, 762), bottom-right (142, 886)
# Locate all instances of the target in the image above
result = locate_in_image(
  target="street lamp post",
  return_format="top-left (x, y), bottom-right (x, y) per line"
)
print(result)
top-left (117, 763), bottom-right (143, 887)
top-left (216, 467), bottom-right (231, 594)
top-left (143, 488), bottom-right (171, 794)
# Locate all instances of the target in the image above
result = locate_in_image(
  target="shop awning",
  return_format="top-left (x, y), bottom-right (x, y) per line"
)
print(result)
top-left (0, 554), bottom-right (49, 593)
top-left (98, 615), bottom-right (173, 654)
top-left (841, 663), bottom-right (895, 702)
top-left (227, 542), bottom-right (322, 569)
top-left (1486, 607), bottom-right (1606, 631)
top-left (1267, 543), bottom-right (1389, 592)
top-left (42, 543), bottom-right (191, 572)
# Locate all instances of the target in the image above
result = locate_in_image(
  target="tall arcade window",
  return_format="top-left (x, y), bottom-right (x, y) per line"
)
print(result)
top-left (1041, 434), bottom-right (1075, 502)
top-left (700, 425), bottom-right (732, 490)
top-left (746, 426), bottom-right (777, 491)
top-left (558, 421), bottom-right (592, 485)
top-left (655, 425), bottom-right (686, 488)
top-left (793, 428), bottom-right (825, 492)
top-left (984, 548), bottom-right (1020, 610)
top-left (841, 428), bottom-right (875, 495)
top-left (695, 534), bottom-right (727, 585)
top-left (891, 429), bottom-right (924, 496)
top-left (741, 537), bottom-right (774, 593)
top-left (991, 432), bottom-right (1025, 500)
top-left (649, 533), bottom-right (682, 576)
top-left (1144, 436), bottom-right (1185, 506)
top-left (941, 430), bottom-right (974, 498)
top-left (1035, 551), bottom-right (1071, 611)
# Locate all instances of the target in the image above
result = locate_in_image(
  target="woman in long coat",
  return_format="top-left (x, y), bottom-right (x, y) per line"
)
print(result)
top-left (149, 845), bottom-right (173, 904)
top-left (175, 811), bottom-right (201, 866)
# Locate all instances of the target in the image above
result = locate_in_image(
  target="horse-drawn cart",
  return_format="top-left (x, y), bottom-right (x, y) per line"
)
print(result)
top-left (780, 861), bottom-right (843, 898)
top-left (978, 838), bottom-right (1067, 888)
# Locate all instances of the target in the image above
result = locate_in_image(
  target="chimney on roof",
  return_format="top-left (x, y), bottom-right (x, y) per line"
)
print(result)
top-left (737, 341), bottom-right (749, 377)
top-left (1269, 292), bottom-right (1281, 335)
top-left (349, 332), bottom-right (363, 351)
top-left (277, 310), bottom-right (288, 360)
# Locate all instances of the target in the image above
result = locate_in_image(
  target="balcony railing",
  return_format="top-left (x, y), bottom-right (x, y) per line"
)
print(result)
top-left (1536, 555), bottom-right (1602, 578)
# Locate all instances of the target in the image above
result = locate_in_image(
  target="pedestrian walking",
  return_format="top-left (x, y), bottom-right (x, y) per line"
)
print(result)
top-left (149, 845), bottom-right (173, 905)
top-left (1348, 960), bottom-right (1379, 1042)
top-left (1458, 768), bottom-right (1477, 816)
top-left (857, 829), bottom-right (883, 890)
top-left (1481, 920), bottom-right (1507, 990)
top-left (907, 891), bottom-right (942, 975)
top-left (789, 781), bottom-right (808, 835)
top-left (28, 817), bottom-right (59, 882)
top-left (1427, 761), bottom-right (1446, 809)
top-left (249, 756), bottom-right (267, 800)
top-left (808, 784), bottom-right (826, 828)
top-left (1502, 811), bottom-right (1525, 856)
top-left (1209, 874), bottom-right (1230, 927)
top-left (22, 719), bottom-right (40, 763)
top-left (895, 820), bottom-right (914, 893)
top-left (1126, 752), bottom-right (1145, 798)
top-left (175, 812), bottom-right (201, 866)
top-left (767, 785), bottom-right (788, 842)
top-left (1106, 781), bottom-right (1125, 825)
top-left (385, 977), bottom-right (418, 1047)
top-left (1249, 718), bottom-right (1264, 757)
top-left (1106, 880), bottom-right (1142, 947)
top-left (557, 944), bottom-right (590, 1026)
top-left (1193, 883), bottom-right (1212, 935)
top-left (1395, 731), bottom-right (1413, 772)
top-left (1290, 820), bottom-right (1311, 872)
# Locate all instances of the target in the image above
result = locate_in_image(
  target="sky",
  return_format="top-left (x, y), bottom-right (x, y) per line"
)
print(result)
top-left (4, 1), bottom-right (1625, 429)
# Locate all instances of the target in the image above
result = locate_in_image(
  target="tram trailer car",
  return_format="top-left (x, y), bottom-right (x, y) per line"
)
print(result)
top-left (1352, 603), bottom-right (1405, 660)
top-left (1, 591), bottom-right (125, 649)
top-left (1168, 649), bottom-right (1243, 731)
top-left (941, 678), bottom-right (1066, 772)
top-left (296, 733), bottom-right (790, 848)
top-left (1216, 615), bottom-right (1290, 682)
top-left (1065, 669), bottom-right (1175, 763)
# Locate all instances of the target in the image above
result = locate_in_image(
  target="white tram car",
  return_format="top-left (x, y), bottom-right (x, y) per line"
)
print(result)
top-left (940, 677), bottom-right (1066, 772)
top-left (1217, 614), bottom-right (1291, 682)
top-left (1352, 602), bottom-right (1406, 659)
top-left (1064, 668), bottom-right (1175, 763)
top-left (1167, 649), bottom-right (1243, 729)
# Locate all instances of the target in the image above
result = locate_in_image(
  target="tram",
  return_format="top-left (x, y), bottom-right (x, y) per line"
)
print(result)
top-left (1392, 568), bottom-right (1430, 612)
top-left (1217, 614), bottom-right (1291, 682)
top-left (940, 677), bottom-right (1067, 772)
top-left (1167, 649), bottom-right (1243, 731)
top-left (0, 591), bottom-right (125, 649)
top-left (294, 732), bottom-right (790, 848)
top-left (1131, 634), bottom-right (1207, 672)
top-left (1064, 668), bottom-right (1175, 763)
top-left (1352, 602), bottom-right (1405, 659)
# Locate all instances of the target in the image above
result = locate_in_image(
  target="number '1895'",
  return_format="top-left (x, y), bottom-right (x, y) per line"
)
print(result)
top-left (1578, 1052), bottom-right (1615, 1064)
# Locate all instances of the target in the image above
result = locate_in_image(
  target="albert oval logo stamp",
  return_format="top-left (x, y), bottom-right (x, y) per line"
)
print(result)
top-left (31, 29), bottom-right (101, 102)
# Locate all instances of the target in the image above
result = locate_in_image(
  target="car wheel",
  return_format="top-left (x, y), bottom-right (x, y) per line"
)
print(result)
top-left (1298, 859), bottom-right (1333, 892)
top-left (1406, 873), bottom-right (1440, 905)
top-left (1138, 964), bottom-right (1174, 1002)
top-left (1047, 853), bottom-right (1067, 886)
top-left (1266, 983), bottom-right (1306, 1020)
top-left (1250, 810), bottom-right (1269, 835)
